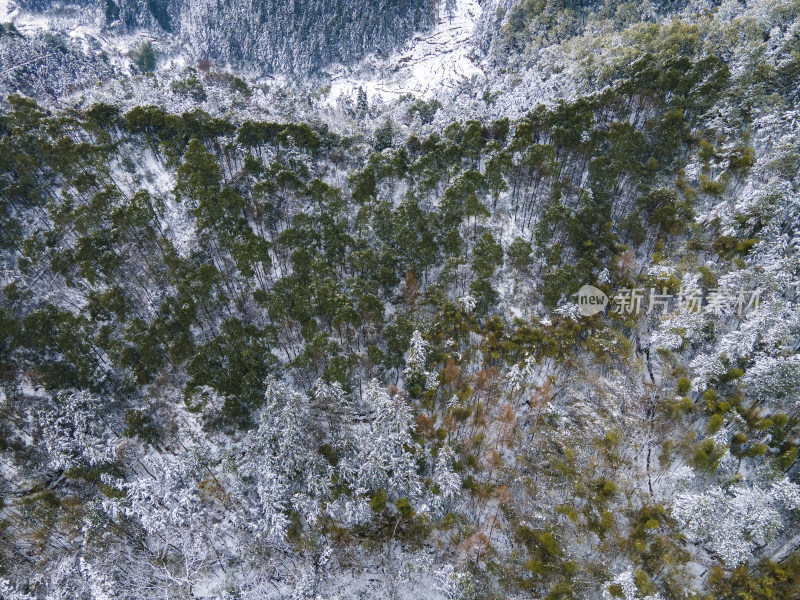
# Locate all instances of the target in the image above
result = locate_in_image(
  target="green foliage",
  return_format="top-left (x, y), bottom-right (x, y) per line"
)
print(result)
top-left (131, 42), bottom-right (157, 73)
top-left (104, 0), bottom-right (120, 23)
top-left (374, 119), bottom-right (395, 152)
top-left (0, 42), bottom-right (783, 596)
top-left (778, 447), bottom-right (798, 470)
top-left (633, 569), bottom-right (655, 597)
top-left (507, 238), bottom-right (533, 272)
top-left (146, 0), bottom-right (171, 31)
top-left (470, 278), bottom-right (499, 316)
top-left (728, 146), bottom-right (755, 174)
top-left (394, 497), bottom-right (415, 519)
top-left (185, 318), bottom-right (278, 422)
top-left (86, 103), bottom-right (121, 128)
top-left (171, 73), bottom-right (207, 102)
top-left (231, 76), bottom-right (252, 97)
top-left (594, 477), bottom-right (617, 502)
top-left (692, 438), bottom-right (727, 472)
top-left (406, 98), bottom-right (442, 124)
top-left (638, 188), bottom-right (692, 235)
top-left (707, 551), bottom-right (800, 600)
top-left (714, 235), bottom-right (759, 260)
top-left (473, 232), bottom-right (503, 278)
top-left (706, 413), bottom-right (723, 434)
top-left (123, 410), bottom-right (159, 445)
top-left (607, 583), bottom-right (624, 598)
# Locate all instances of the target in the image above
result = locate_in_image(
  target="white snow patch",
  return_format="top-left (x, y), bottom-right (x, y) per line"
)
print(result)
top-left (1, 0), bottom-right (18, 21)
top-left (325, 0), bottom-right (486, 103)
top-left (3, 1), bottom-right (51, 34)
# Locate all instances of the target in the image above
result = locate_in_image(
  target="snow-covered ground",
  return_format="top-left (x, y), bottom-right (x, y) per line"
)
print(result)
top-left (1, 0), bottom-right (17, 21)
top-left (324, 0), bottom-right (486, 103)
top-left (1, 0), bottom-right (55, 33)
top-left (3, 0), bottom-right (487, 108)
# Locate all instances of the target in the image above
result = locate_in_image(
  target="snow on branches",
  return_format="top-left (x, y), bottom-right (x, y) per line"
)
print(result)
top-left (672, 478), bottom-right (800, 566)
top-left (404, 329), bottom-right (429, 377)
top-left (601, 567), bottom-right (663, 600)
top-left (39, 391), bottom-right (116, 471)
top-left (344, 379), bottom-right (423, 502)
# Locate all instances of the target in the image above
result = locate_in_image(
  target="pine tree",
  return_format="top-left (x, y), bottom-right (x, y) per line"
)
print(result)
top-left (356, 87), bottom-right (368, 115)
top-left (445, 0), bottom-right (457, 24)
top-left (131, 42), bottom-right (156, 73)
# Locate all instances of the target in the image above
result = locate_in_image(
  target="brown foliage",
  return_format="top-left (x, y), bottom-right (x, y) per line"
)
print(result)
top-left (403, 270), bottom-right (419, 304)
top-left (443, 414), bottom-right (457, 432)
top-left (198, 477), bottom-right (228, 505)
top-left (458, 531), bottom-right (491, 563)
top-left (492, 485), bottom-right (511, 506)
top-left (474, 367), bottom-right (499, 392)
top-left (442, 358), bottom-right (462, 388)
top-left (416, 413), bottom-right (436, 438)
top-left (498, 403), bottom-right (517, 447)
top-left (486, 449), bottom-right (504, 470)
top-left (618, 249), bottom-right (636, 273)
top-left (530, 379), bottom-right (553, 414)
top-left (474, 367), bottom-right (502, 409)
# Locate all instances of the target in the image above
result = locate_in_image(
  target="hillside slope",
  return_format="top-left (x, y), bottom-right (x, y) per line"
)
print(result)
top-left (1, 0), bottom-right (800, 599)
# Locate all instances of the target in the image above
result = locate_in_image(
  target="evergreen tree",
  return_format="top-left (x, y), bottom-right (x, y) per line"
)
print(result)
top-left (131, 41), bottom-right (156, 73)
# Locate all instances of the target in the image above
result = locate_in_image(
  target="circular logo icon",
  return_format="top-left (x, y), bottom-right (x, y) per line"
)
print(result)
top-left (575, 285), bottom-right (608, 316)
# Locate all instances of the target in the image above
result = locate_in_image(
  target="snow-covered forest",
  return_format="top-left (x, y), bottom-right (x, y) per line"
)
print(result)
top-left (1, 0), bottom-right (799, 598)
